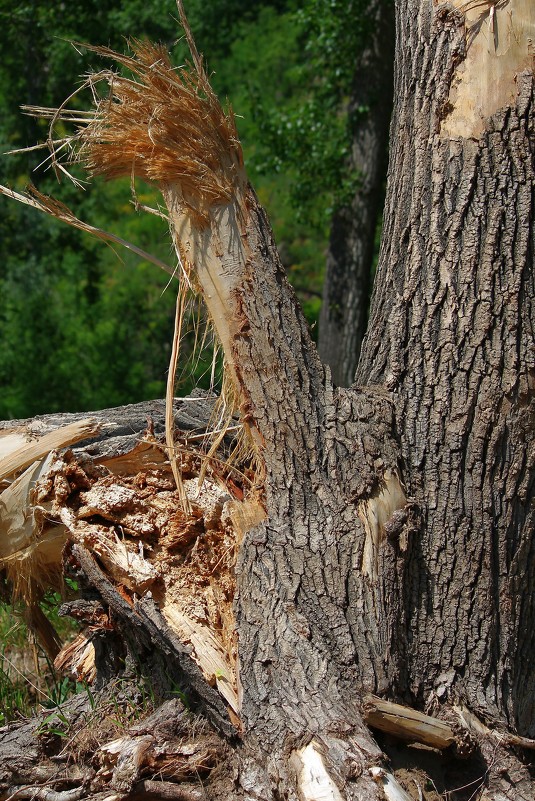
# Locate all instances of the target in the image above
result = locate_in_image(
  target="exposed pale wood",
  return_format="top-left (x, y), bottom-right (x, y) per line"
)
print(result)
top-left (357, 469), bottom-right (407, 580)
top-left (0, 432), bottom-right (30, 464)
top-left (160, 605), bottom-right (239, 713)
top-left (224, 496), bottom-right (266, 548)
top-left (59, 508), bottom-right (159, 593)
top-left (364, 696), bottom-right (456, 750)
top-left (454, 704), bottom-right (535, 750)
top-left (442, 0), bottom-right (535, 138)
top-left (0, 418), bottom-right (100, 481)
top-left (100, 734), bottom-right (154, 792)
top-left (54, 631), bottom-right (97, 683)
top-left (96, 439), bottom-right (168, 475)
top-left (0, 454), bottom-right (67, 653)
top-left (294, 741), bottom-right (344, 801)
top-left (369, 767), bottom-right (414, 801)
top-left (73, 544), bottom-right (235, 739)
top-left (0, 455), bottom-right (62, 558)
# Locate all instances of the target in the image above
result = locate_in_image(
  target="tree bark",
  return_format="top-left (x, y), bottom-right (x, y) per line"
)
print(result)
top-left (318, 0), bottom-right (394, 386)
top-left (0, 2), bottom-right (534, 800)
top-left (356, 0), bottom-right (535, 740)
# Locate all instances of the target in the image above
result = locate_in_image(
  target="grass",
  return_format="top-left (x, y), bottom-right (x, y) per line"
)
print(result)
top-left (0, 594), bottom-right (161, 738)
top-left (0, 594), bottom-right (82, 725)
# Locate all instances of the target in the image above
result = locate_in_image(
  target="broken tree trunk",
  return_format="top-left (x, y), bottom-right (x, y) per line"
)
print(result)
top-left (0, 399), bottom-right (457, 801)
top-left (0, 1), bottom-right (534, 799)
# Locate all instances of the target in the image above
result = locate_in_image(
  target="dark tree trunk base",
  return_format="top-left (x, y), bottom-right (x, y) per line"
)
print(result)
top-left (1, 401), bottom-right (534, 801)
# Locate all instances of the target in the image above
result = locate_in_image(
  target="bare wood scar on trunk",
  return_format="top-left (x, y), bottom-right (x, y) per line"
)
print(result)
top-left (440, 0), bottom-right (534, 138)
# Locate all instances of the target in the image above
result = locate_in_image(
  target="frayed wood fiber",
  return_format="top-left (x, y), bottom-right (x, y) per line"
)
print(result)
top-left (77, 39), bottom-right (245, 225)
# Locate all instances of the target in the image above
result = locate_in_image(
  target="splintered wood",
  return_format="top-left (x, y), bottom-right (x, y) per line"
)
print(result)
top-left (441, 0), bottom-right (534, 138)
top-left (0, 413), bottom-right (259, 722)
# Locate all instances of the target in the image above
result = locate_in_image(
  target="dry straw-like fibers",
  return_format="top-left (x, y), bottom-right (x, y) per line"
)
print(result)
top-left (18, 28), bottom-right (245, 227)
top-left (75, 38), bottom-right (245, 225)
top-left (2, 13), bottom-right (254, 507)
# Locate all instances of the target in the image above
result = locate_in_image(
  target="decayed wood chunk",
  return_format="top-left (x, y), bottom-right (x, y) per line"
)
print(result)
top-left (0, 397), bottom-right (255, 720)
top-left (59, 507), bottom-right (160, 594)
top-left (54, 632), bottom-right (97, 683)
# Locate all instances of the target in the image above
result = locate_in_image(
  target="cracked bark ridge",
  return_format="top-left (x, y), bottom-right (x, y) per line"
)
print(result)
top-left (357, 1), bottom-right (535, 738)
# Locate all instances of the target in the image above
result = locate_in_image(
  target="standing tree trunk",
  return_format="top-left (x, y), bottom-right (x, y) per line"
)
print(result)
top-left (318, 0), bottom-right (394, 386)
top-left (356, 0), bottom-right (535, 739)
top-left (0, 2), bottom-right (533, 800)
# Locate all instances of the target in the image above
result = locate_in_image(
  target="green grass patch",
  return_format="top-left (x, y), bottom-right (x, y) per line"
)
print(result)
top-left (0, 595), bottom-right (82, 725)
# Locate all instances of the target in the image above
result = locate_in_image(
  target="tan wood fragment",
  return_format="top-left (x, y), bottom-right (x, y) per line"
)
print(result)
top-left (97, 439), bottom-right (169, 475)
top-left (369, 766), bottom-right (414, 801)
top-left (0, 456), bottom-right (68, 612)
top-left (293, 740), bottom-right (344, 801)
top-left (0, 418), bottom-right (100, 481)
top-left (364, 695), bottom-right (456, 750)
top-left (54, 632), bottom-right (97, 683)
top-left (357, 470), bottom-right (406, 580)
top-left (160, 604), bottom-right (239, 713)
top-left (224, 496), bottom-right (266, 547)
top-left (454, 704), bottom-right (535, 750)
top-left (0, 431), bottom-right (31, 464)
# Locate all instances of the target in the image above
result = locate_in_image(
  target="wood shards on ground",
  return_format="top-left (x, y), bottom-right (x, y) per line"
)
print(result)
top-left (0, 397), bottom-right (258, 704)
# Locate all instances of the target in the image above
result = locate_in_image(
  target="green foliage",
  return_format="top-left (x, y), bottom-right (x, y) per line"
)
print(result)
top-left (0, 0), bottom-right (369, 419)
top-left (247, 0), bottom-right (375, 218)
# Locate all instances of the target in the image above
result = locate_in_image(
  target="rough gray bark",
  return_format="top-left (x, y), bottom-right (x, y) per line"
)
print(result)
top-left (318, 0), bottom-right (394, 387)
top-left (0, 395), bottom-right (221, 459)
top-left (356, 2), bottom-right (535, 744)
top-left (1, 2), bottom-right (534, 800)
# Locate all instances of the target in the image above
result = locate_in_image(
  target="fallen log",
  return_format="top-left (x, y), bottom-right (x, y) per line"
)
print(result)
top-left (0, 394), bottom-right (246, 734)
top-left (0, 393), bottom-right (242, 798)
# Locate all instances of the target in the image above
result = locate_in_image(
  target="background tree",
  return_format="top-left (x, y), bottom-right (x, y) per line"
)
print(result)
top-left (318, 0), bottom-right (394, 385)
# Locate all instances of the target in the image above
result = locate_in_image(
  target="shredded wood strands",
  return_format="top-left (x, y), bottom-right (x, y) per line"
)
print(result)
top-left (0, 183), bottom-right (176, 278)
top-left (166, 278), bottom-right (193, 514)
top-left (198, 373), bottom-right (259, 494)
top-left (23, 37), bottom-right (245, 228)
